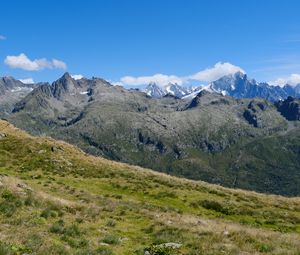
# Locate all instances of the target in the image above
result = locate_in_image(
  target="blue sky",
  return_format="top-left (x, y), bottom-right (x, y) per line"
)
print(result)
top-left (1, 0), bottom-right (300, 87)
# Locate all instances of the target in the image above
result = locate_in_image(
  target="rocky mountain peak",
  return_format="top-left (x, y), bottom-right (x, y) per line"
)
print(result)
top-left (51, 72), bottom-right (77, 99)
top-left (144, 82), bottom-right (165, 98)
top-left (233, 71), bottom-right (247, 79)
top-left (60, 72), bottom-right (73, 80)
top-left (0, 75), bottom-right (35, 96)
top-left (144, 82), bottom-right (190, 98)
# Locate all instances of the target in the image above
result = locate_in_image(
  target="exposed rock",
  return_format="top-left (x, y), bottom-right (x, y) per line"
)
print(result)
top-left (17, 183), bottom-right (33, 192)
top-left (248, 100), bottom-right (268, 112)
top-left (185, 90), bottom-right (211, 109)
top-left (0, 133), bottom-right (7, 139)
top-left (51, 146), bottom-right (64, 152)
top-left (276, 96), bottom-right (300, 121)
top-left (158, 242), bottom-right (182, 248)
top-left (99, 242), bottom-right (110, 246)
top-left (243, 107), bottom-right (263, 128)
top-left (223, 230), bottom-right (230, 236)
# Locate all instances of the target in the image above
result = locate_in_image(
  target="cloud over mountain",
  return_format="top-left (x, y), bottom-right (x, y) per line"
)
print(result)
top-left (118, 62), bottom-right (245, 87)
top-left (189, 62), bottom-right (245, 82)
top-left (4, 53), bottom-right (67, 71)
top-left (71, 74), bottom-right (84, 80)
top-left (269, 73), bottom-right (300, 87)
top-left (120, 73), bottom-right (184, 87)
top-left (19, 78), bottom-right (34, 84)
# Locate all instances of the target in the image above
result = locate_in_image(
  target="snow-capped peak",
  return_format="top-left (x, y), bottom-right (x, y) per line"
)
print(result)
top-left (143, 71), bottom-right (300, 102)
top-left (144, 82), bottom-right (190, 98)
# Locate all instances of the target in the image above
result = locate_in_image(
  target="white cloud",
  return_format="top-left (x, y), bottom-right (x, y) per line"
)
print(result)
top-left (117, 62), bottom-right (244, 87)
top-left (269, 73), bottom-right (300, 87)
top-left (0, 35), bottom-right (6, 40)
top-left (71, 74), bottom-right (84, 80)
top-left (4, 53), bottom-right (67, 71)
top-left (52, 59), bottom-right (67, 70)
top-left (120, 73), bottom-right (184, 87)
top-left (19, 78), bottom-right (34, 84)
top-left (189, 62), bottom-right (245, 82)
top-left (111, 81), bottom-right (123, 86)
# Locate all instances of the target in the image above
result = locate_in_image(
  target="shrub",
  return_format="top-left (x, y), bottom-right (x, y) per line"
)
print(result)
top-left (63, 237), bottom-right (88, 248)
top-left (46, 244), bottom-right (70, 255)
top-left (24, 193), bottom-right (36, 206)
top-left (0, 242), bottom-right (11, 255)
top-left (1, 190), bottom-right (16, 202)
top-left (26, 233), bottom-right (43, 251)
top-left (64, 224), bottom-right (81, 237)
top-left (75, 218), bottom-right (84, 224)
top-left (40, 203), bottom-right (63, 218)
top-left (143, 224), bottom-right (155, 234)
top-left (258, 243), bottom-right (273, 252)
top-left (145, 245), bottom-right (179, 255)
top-left (154, 191), bottom-right (177, 199)
top-left (50, 220), bottom-right (65, 234)
top-left (112, 194), bottom-right (122, 199)
top-left (101, 235), bottom-right (119, 245)
top-left (0, 201), bottom-right (17, 217)
top-left (41, 208), bottom-right (58, 218)
top-left (106, 219), bottom-right (116, 227)
top-left (0, 189), bottom-right (24, 217)
top-left (96, 246), bottom-right (113, 255)
top-left (10, 244), bottom-right (31, 254)
top-left (153, 227), bottom-right (184, 244)
top-left (200, 200), bottom-right (231, 215)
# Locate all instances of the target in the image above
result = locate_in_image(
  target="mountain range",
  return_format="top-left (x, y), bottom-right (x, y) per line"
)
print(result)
top-left (144, 82), bottom-right (192, 98)
top-left (144, 72), bottom-right (300, 101)
top-left (0, 72), bottom-right (299, 196)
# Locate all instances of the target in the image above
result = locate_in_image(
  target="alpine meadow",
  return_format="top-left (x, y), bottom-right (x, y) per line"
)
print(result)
top-left (1, 1), bottom-right (300, 254)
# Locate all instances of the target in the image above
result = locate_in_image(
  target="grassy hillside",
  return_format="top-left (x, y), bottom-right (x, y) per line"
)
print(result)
top-left (0, 120), bottom-right (300, 254)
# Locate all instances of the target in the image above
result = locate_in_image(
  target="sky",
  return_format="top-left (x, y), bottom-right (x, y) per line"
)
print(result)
top-left (1, 0), bottom-right (300, 87)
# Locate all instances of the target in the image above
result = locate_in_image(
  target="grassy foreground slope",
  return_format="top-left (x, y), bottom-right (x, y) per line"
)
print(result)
top-left (0, 120), bottom-right (300, 255)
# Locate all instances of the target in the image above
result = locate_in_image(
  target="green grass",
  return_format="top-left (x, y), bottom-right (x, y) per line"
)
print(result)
top-left (0, 120), bottom-right (300, 254)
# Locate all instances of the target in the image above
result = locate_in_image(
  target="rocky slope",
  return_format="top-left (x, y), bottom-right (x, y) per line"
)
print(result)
top-left (0, 120), bottom-right (300, 254)
top-left (0, 76), bottom-right (36, 117)
top-left (7, 73), bottom-right (300, 196)
top-left (276, 97), bottom-right (300, 121)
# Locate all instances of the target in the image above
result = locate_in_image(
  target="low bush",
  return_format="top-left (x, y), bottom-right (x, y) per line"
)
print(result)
top-left (50, 220), bottom-right (65, 234)
top-left (0, 242), bottom-right (11, 255)
top-left (106, 219), bottom-right (116, 227)
top-left (96, 246), bottom-right (113, 255)
top-left (64, 224), bottom-right (81, 237)
top-left (200, 200), bottom-right (231, 215)
top-left (101, 235), bottom-right (119, 245)
top-left (0, 190), bottom-right (22, 217)
top-left (40, 203), bottom-right (63, 218)
top-left (145, 244), bottom-right (179, 255)
top-left (0, 201), bottom-right (17, 217)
